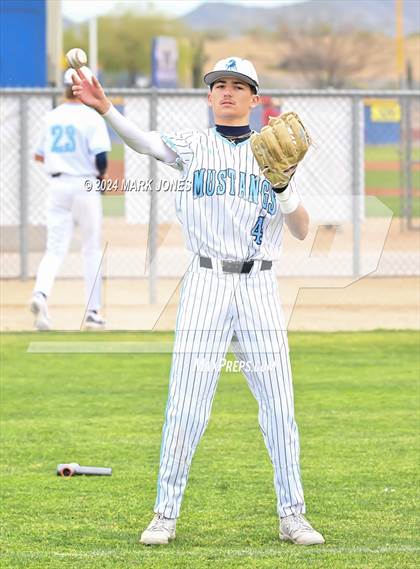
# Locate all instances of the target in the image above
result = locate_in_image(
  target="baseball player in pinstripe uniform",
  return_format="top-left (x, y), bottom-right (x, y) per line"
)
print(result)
top-left (72, 56), bottom-right (324, 546)
top-left (30, 67), bottom-right (111, 331)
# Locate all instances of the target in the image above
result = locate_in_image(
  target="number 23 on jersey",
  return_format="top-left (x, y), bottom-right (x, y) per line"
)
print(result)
top-left (51, 125), bottom-right (76, 153)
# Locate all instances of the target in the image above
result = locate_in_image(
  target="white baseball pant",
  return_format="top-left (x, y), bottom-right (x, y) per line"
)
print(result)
top-left (34, 175), bottom-right (103, 311)
top-left (154, 255), bottom-right (305, 519)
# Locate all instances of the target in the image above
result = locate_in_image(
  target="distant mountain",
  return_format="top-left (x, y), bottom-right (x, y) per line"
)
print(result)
top-left (182, 0), bottom-right (420, 37)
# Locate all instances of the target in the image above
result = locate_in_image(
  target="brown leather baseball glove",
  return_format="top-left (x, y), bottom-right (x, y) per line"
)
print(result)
top-left (250, 112), bottom-right (311, 188)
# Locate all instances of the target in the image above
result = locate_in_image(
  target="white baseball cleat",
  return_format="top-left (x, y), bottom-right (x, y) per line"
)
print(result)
top-left (280, 514), bottom-right (325, 545)
top-left (29, 293), bottom-right (51, 331)
top-left (140, 513), bottom-right (177, 545)
top-left (84, 310), bottom-right (106, 330)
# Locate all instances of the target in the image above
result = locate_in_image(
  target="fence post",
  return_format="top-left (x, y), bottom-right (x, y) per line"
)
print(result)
top-left (404, 95), bottom-right (413, 229)
top-left (351, 95), bottom-right (362, 277)
top-left (400, 95), bottom-right (408, 229)
top-left (398, 95), bottom-right (404, 231)
top-left (148, 88), bottom-right (158, 304)
top-left (19, 95), bottom-right (29, 279)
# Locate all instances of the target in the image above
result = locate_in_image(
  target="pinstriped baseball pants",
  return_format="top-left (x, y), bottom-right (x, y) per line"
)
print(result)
top-left (154, 255), bottom-right (305, 519)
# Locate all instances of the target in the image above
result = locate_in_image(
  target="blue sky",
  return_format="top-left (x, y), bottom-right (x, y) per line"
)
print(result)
top-left (62, 0), bottom-right (305, 22)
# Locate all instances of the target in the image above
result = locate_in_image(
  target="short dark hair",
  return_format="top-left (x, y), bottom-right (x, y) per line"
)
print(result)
top-left (64, 85), bottom-right (75, 99)
top-left (210, 80), bottom-right (257, 95)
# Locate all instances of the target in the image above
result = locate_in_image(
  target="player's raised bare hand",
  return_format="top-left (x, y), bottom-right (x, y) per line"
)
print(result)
top-left (72, 68), bottom-right (110, 115)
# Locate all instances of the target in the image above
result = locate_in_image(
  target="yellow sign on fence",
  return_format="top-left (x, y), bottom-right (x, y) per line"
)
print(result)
top-left (366, 99), bottom-right (401, 123)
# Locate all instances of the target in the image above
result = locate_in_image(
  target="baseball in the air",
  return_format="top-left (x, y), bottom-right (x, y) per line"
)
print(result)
top-left (66, 48), bottom-right (87, 69)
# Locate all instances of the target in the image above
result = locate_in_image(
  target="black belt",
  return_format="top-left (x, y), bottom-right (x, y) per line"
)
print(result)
top-left (51, 173), bottom-right (62, 177)
top-left (200, 256), bottom-right (272, 274)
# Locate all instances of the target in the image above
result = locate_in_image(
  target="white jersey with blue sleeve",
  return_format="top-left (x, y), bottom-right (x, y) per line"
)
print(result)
top-left (36, 102), bottom-right (111, 176)
top-left (161, 127), bottom-right (285, 261)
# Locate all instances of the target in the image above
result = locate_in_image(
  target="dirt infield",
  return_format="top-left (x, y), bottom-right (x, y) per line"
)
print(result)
top-left (366, 188), bottom-right (420, 196)
top-left (365, 161), bottom-right (420, 171)
top-left (2, 212), bottom-right (418, 331)
top-left (1, 276), bottom-right (418, 332)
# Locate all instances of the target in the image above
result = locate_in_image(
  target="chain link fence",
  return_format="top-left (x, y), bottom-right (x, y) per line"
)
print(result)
top-left (1, 88), bottom-right (419, 284)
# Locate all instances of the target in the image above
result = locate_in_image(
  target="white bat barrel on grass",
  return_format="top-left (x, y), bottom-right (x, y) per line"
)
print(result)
top-left (57, 463), bottom-right (112, 477)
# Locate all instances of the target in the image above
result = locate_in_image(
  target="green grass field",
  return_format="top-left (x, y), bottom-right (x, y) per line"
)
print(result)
top-left (109, 143), bottom-right (125, 161)
top-left (364, 145), bottom-right (420, 162)
top-left (364, 145), bottom-right (420, 217)
top-left (365, 195), bottom-right (420, 218)
top-left (102, 193), bottom-right (125, 217)
top-left (365, 168), bottom-right (420, 195)
top-left (1, 331), bottom-right (419, 568)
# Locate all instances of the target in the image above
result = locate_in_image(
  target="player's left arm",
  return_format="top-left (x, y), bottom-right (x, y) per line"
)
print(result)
top-left (88, 114), bottom-right (112, 180)
top-left (95, 151), bottom-right (108, 180)
top-left (272, 179), bottom-right (309, 240)
top-left (284, 204), bottom-right (309, 240)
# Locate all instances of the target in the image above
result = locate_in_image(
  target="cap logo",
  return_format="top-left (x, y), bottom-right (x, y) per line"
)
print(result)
top-left (225, 59), bottom-right (237, 71)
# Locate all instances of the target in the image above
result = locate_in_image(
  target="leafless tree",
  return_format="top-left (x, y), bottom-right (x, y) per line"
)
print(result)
top-left (278, 24), bottom-right (384, 88)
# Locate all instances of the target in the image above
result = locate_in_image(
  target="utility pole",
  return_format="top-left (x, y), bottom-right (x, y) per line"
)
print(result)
top-left (395, 0), bottom-right (405, 88)
top-left (47, 0), bottom-right (62, 86)
top-left (89, 17), bottom-right (98, 76)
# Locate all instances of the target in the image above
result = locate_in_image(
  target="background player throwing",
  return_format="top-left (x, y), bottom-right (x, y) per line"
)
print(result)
top-left (30, 67), bottom-right (111, 331)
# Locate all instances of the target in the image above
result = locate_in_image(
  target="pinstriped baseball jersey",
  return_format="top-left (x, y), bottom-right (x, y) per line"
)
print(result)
top-left (148, 120), bottom-right (308, 523)
top-left (151, 125), bottom-right (307, 522)
top-left (161, 128), bottom-right (285, 261)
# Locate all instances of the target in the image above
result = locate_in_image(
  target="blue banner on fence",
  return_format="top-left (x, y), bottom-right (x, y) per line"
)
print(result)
top-left (151, 36), bottom-right (178, 88)
top-left (364, 99), bottom-right (401, 145)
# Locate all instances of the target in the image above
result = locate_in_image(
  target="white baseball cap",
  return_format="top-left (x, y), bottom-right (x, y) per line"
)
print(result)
top-left (204, 57), bottom-right (259, 91)
top-left (63, 66), bottom-right (93, 85)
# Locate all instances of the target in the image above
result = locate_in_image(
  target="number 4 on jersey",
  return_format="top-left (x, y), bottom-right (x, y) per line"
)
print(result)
top-left (251, 215), bottom-right (266, 245)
